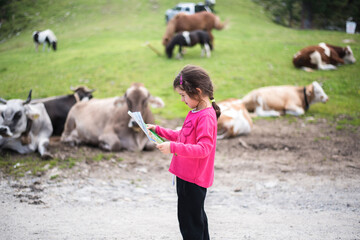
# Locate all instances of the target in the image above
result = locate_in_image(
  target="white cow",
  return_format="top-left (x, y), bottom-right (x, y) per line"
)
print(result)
top-left (0, 90), bottom-right (53, 159)
top-left (241, 81), bottom-right (329, 117)
top-left (217, 98), bottom-right (253, 139)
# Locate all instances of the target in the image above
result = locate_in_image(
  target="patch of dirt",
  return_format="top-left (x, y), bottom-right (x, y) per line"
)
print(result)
top-left (1, 117), bottom-right (359, 239)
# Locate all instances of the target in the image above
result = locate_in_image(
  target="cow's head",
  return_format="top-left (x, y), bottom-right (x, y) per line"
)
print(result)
top-left (0, 90), bottom-right (39, 138)
top-left (306, 81), bottom-right (329, 105)
top-left (0, 112), bottom-right (12, 137)
top-left (115, 83), bottom-right (165, 130)
top-left (343, 46), bottom-right (356, 64)
top-left (70, 86), bottom-right (95, 102)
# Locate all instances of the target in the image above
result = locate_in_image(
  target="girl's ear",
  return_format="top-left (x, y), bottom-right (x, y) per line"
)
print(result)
top-left (196, 88), bottom-right (203, 95)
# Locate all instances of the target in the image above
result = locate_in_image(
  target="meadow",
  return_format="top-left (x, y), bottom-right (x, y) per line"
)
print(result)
top-left (0, 3), bottom-right (359, 238)
top-left (0, 0), bottom-right (359, 125)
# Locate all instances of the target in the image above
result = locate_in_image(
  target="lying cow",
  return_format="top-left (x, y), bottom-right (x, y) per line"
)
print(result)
top-left (32, 86), bottom-right (94, 136)
top-left (293, 42), bottom-right (356, 71)
top-left (0, 90), bottom-right (53, 159)
top-left (217, 98), bottom-right (253, 139)
top-left (61, 83), bottom-right (164, 151)
top-left (241, 81), bottom-right (328, 117)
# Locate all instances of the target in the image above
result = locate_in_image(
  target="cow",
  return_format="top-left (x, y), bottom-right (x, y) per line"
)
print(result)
top-left (0, 90), bottom-right (53, 159)
top-left (217, 98), bottom-right (253, 139)
top-left (32, 29), bottom-right (57, 52)
top-left (165, 30), bottom-right (213, 59)
top-left (293, 42), bottom-right (356, 71)
top-left (61, 83), bottom-right (165, 152)
top-left (241, 81), bottom-right (329, 117)
top-left (31, 86), bottom-right (94, 136)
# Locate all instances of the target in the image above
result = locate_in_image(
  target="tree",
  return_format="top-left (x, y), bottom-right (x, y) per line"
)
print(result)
top-left (301, 0), bottom-right (312, 29)
top-left (253, 0), bottom-right (360, 31)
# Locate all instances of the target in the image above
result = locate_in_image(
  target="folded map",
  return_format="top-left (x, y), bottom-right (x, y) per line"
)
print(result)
top-left (127, 111), bottom-right (164, 144)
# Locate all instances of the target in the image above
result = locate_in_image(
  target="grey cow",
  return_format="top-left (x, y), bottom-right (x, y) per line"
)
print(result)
top-left (61, 83), bottom-right (164, 151)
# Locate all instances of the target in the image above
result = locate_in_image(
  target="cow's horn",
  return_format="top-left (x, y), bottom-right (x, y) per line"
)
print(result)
top-left (23, 89), bottom-right (32, 105)
top-left (0, 98), bottom-right (7, 104)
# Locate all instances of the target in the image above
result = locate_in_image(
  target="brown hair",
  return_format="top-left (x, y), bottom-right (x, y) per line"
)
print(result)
top-left (173, 65), bottom-right (221, 119)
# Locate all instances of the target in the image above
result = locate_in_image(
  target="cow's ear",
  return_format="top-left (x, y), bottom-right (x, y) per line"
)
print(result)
top-left (149, 96), bottom-right (165, 108)
top-left (114, 96), bottom-right (126, 107)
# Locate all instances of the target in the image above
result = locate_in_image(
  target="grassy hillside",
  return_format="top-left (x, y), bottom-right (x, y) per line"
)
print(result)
top-left (0, 0), bottom-right (359, 125)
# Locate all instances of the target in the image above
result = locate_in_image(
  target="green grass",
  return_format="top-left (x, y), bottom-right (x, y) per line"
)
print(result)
top-left (0, 152), bottom-right (81, 178)
top-left (0, 0), bottom-right (359, 123)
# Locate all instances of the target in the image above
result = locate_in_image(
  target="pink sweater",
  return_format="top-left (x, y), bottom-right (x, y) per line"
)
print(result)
top-left (156, 107), bottom-right (217, 188)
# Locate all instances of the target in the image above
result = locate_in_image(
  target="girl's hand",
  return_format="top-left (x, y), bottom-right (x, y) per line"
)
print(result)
top-left (156, 142), bottom-right (171, 154)
top-left (146, 124), bottom-right (156, 136)
top-left (147, 124), bottom-right (156, 131)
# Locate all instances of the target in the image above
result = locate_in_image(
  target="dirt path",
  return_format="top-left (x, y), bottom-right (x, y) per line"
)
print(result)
top-left (1, 117), bottom-right (359, 239)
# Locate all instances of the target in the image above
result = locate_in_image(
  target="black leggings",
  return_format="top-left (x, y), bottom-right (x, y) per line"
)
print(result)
top-left (176, 177), bottom-right (209, 240)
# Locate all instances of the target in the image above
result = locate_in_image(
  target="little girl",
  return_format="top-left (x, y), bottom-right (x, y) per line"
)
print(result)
top-left (147, 65), bottom-right (221, 240)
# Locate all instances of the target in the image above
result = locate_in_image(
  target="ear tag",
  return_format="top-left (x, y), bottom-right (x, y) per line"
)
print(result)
top-left (32, 114), bottom-right (40, 120)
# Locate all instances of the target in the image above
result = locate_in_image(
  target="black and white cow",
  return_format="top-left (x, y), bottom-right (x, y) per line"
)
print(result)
top-left (32, 86), bottom-right (94, 136)
top-left (32, 29), bottom-right (57, 52)
top-left (61, 83), bottom-right (164, 151)
top-left (166, 30), bottom-right (213, 59)
top-left (0, 90), bottom-right (53, 159)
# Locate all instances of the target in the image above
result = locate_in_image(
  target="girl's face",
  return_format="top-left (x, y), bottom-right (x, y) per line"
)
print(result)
top-left (175, 87), bottom-right (199, 109)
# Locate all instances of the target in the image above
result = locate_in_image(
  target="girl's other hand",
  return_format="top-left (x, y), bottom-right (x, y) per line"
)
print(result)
top-left (156, 142), bottom-right (171, 154)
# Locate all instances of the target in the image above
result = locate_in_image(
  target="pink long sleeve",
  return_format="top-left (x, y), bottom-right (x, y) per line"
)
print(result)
top-left (167, 107), bottom-right (217, 188)
top-left (170, 115), bottom-right (215, 158)
top-left (155, 126), bottom-right (180, 142)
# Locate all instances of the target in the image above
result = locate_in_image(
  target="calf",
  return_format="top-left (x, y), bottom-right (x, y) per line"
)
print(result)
top-left (32, 29), bottom-right (57, 51)
top-left (217, 98), bottom-right (253, 139)
top-left (241, 81), bottom-right (328, 117)
top-left (32, 86), bottom-right (94, 136)
top-left (293, 42), bottom-right (356, 71)
top-left (0, 90), bottom-right (53, 159)
top-left (61, 83), bottom-right (164, 151)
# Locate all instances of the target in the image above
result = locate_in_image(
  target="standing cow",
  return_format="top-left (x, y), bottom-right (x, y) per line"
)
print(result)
top-left (32, 29), bottom-right (57, 52)
top-left (61, 83), bottom-right (164, 151)
top-left (241, 81), bottom-right (328, 117)
top-left (0, 90), bottom-right (53, 159)
top-left (293, 42), bottom-right (356, 71)
top-left (32, 86), bottom-right (94, 136)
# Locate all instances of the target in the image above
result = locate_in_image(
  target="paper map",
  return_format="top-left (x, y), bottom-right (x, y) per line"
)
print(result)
top-left (127, 111), bottom-right (164, 144)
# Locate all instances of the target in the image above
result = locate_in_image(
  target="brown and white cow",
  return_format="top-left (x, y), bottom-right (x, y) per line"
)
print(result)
top-left (293, 42), bottom-right (356, 71)
top-left (61, 83), bottom-right (164, 151)
top-left (217, 98), bottom-right (253, 139)
top-left (241, 81), bottom-right (328, 117)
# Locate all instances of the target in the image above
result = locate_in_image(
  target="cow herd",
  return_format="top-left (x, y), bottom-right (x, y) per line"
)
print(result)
top-left (0, 83), bottom-right (165, 158)
top-left (0, 79), bottom-right (334, 158)
top-left (1, 12), bottom-right (357, 159)
top-left (215, 42), bottom-right (355, 139)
